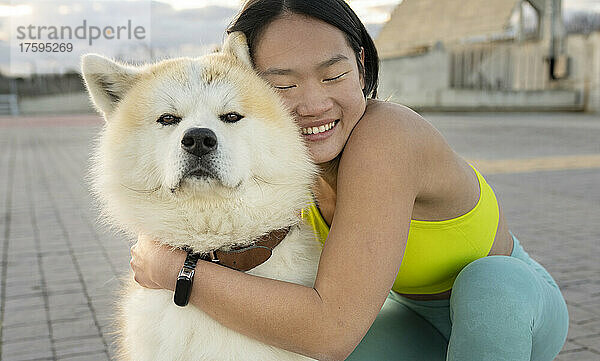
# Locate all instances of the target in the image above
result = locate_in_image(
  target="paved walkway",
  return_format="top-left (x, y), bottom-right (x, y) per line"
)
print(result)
top-left (0, 112), bottom-right (598, 360)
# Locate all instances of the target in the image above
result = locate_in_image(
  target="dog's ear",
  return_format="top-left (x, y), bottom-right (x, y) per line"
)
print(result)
top-left (80, 54), bottom-right (140, 117)
top-left (222, 32), bottom-right (253, 68)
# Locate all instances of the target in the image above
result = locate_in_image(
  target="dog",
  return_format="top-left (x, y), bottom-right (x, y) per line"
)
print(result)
top-left (81, 32), bottom-right (322, 361)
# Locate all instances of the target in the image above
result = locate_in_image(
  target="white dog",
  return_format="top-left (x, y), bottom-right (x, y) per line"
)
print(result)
top-left (81, 32), bottom-right (322, 361)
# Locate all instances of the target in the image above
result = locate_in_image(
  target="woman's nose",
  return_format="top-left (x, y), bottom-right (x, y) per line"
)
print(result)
top-left (295, 84), bottom-right (334, 118)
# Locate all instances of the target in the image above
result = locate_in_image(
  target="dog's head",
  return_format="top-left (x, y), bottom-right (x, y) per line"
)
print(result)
top-left (81, 33), bottom-right (318, 248)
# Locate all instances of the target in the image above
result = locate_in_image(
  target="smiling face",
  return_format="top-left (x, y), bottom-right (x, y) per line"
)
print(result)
top-left (253, 13), bottom-right (368, 164)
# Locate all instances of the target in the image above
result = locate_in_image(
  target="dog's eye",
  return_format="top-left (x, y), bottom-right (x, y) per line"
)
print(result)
top-left (157, 114), bottom-right (181, 126)
top-left (220, 112), bottom-right (244, 123)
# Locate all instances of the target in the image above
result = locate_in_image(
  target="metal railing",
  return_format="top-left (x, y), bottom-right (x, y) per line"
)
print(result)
top-left (450, 42), bottom-right (549, 91)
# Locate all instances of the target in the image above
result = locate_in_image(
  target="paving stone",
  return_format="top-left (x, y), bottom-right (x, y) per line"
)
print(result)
top-left (571, 333), bottom-right (600, 354)
top-left (1, 323), bottom-right (51, 343)
top-left (2, 306), bottom-right (48, 328)
top-left (3, 294), bottom-right (45, 313)
top-left (47, 291), bottom-right (87, 308)
top-left (48, 303), bottom-right (93, 322)
top-left (1, 336), bottom-right (52, 360)
top-left (58, 350), bottom-right (109, 361)
top-left (556, 349), bottom-right (600, 361)
top-left (44, 279), bottom-right (83, 295)
top-left (560, 340), bottom-right (587, 353)
top-left (50, 318), bottom-right (100, 340)
top-left (580, 319), bottom-right (600, 333)
top-left (54, 335), bottom-right (106, 358)
top-left (3, 280), bottom-right (45, 300)
top-left (565, 322), bottom-right (600, 339)
top-left (567, 303), bottom-right (600, 325)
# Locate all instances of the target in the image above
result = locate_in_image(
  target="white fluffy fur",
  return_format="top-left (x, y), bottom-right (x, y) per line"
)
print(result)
top-left (82, 32), bottom-right (322, 360)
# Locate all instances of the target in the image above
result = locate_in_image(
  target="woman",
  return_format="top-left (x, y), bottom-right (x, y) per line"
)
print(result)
top-left (129, 0), bottom-right (569, 359)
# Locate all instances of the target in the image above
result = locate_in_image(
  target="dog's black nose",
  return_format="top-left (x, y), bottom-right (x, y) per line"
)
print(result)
top-left (181, 128), bottom-right (218, 157)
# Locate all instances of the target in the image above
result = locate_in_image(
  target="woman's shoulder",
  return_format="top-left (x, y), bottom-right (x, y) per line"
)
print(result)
top-left (337, 101), bottom-right (428, 194)
top-left (348, 100), bottom-right (445, 164)
top-left (358, 100), bottom-right (437, 141)
top-left (363, 99), bottom-right (420, 119)
top-left (341, 100), bottom-right (461, 198)
top-left (375, 99), bottom-right (448, 127)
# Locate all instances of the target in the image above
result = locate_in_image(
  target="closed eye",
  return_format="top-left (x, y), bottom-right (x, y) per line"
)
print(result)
top-left (274, 85), bottom-right (296, 90)
top-left (324, 71), bottom-right (350, 82)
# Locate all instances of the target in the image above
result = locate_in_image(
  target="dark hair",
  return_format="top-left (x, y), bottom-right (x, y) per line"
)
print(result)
top-left (227, 0), bottom-right (379, 99)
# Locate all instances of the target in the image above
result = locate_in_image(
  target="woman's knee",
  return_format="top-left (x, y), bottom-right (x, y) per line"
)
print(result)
top-left (454, 256), bottom-right (542, 294)
top-left (451, 256), bottom-right (543, 314)
top-left (448, 256), bottom-right (568, 361)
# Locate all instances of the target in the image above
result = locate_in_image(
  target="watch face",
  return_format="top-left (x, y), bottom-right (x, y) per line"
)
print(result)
top-left (174, 277), bottom-right (193, 307)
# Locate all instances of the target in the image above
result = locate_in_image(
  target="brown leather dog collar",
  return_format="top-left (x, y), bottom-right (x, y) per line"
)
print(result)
top-left (190, 225), bottom-right (293, 272)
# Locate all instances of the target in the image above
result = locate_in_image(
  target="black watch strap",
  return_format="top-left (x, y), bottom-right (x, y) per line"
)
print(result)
top-left (173, 251), bottom-right (200, 307)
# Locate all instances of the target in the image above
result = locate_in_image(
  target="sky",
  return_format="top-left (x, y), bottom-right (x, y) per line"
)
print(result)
top-left (159, 0), bottom-right (600, 21)
top-left (0, 0), bottom-right (599, 75)
top-left (161, 0), bottom-right (403, 24)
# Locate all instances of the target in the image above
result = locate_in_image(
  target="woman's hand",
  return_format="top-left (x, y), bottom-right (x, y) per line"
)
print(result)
top-left (129, 234), bottom-right (187, 291)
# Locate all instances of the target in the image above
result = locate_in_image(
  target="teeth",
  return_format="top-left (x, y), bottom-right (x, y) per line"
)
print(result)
top-left (301, 120), bottom-right (337, 135)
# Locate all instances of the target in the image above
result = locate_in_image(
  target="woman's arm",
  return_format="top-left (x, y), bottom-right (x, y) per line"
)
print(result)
top-left (149, 105), bottom-right (427, 360)
top-left (158, 252), bottom-right (331, 358)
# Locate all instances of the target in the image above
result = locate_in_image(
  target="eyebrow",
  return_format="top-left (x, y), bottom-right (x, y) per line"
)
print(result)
top-left (259, 54), bottom-right (350, 76)
top-left (317, 54), bottom-right (349, 69)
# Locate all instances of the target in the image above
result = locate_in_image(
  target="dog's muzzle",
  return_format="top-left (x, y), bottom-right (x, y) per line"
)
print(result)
top-left (180, 127), bottom-right (220, 181)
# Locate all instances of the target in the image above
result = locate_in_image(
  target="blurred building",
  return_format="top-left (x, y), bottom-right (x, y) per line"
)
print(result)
top-left (375, 0), bottom-right (600, 113)
top-left (1, 0), bottom-right (599, 115)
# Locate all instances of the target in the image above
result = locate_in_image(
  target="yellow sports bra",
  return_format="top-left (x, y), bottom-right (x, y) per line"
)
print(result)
top-left (301, 163), bottom-right (499, 295)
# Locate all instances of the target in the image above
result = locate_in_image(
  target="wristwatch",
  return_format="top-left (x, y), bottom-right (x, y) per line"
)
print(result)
top-left (173, 250), bottom-right (221, 307)
top-left (173, 251), bottom-right (201, 307)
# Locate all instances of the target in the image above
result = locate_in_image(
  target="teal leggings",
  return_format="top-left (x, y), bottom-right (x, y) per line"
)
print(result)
top-left (347, 232), bottom-right (569, 361)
